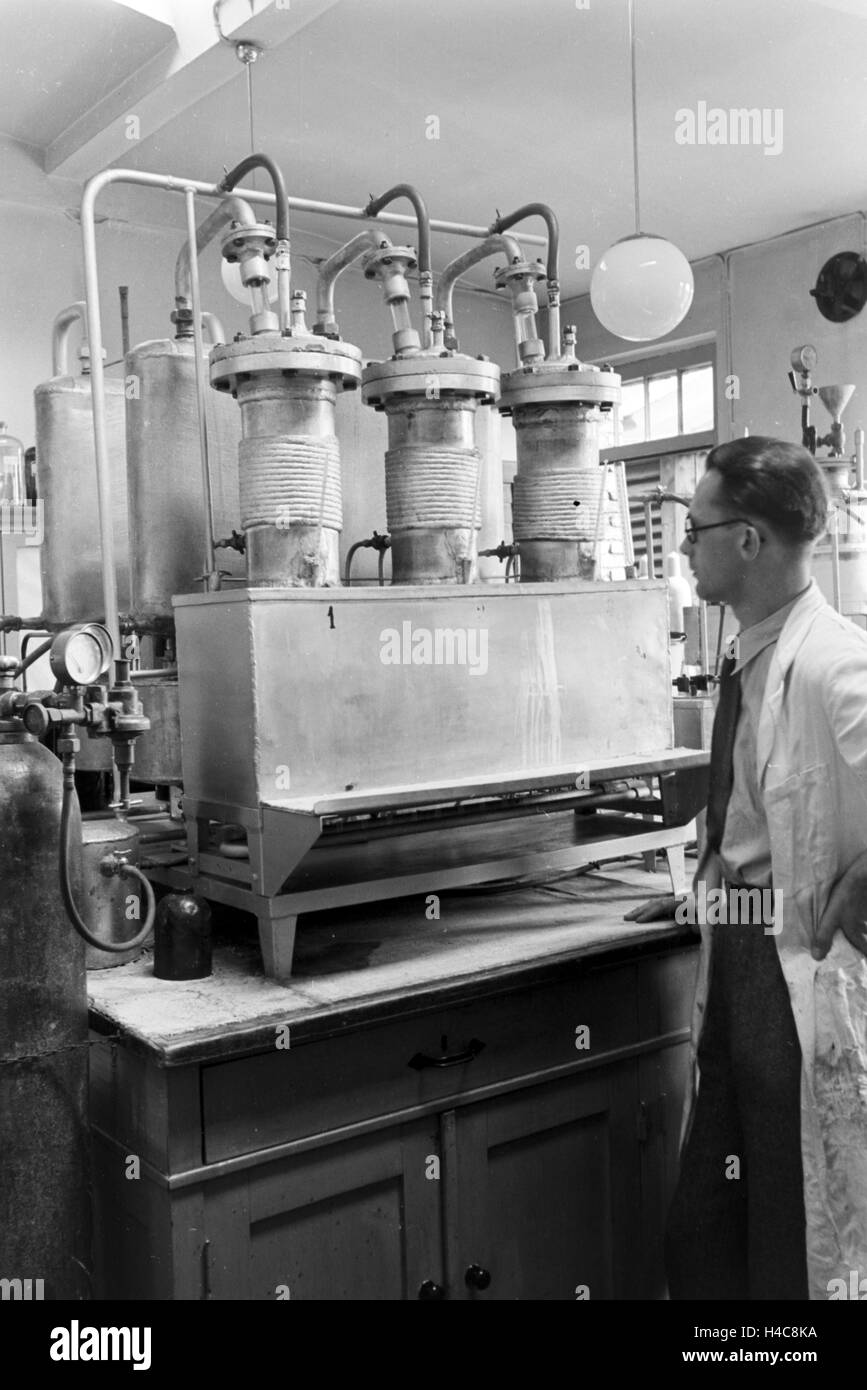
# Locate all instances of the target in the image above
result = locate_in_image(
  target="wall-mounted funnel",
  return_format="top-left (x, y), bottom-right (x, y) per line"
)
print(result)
top-left (818, 383), bottom-right (855, 422)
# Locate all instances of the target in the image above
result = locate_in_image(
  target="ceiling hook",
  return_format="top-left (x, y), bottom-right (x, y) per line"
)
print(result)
top-left (214, 0), bottom-right (263, 57)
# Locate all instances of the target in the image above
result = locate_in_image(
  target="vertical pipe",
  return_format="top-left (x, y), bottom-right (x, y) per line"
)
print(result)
top-left (119, 285), bottom-right (130, 358)
top-left (547, 295), bottom-right (561, 360)
top-left (276, 239), bottom-right (292, 334)
top-left (184, 187), bottom-right (218, 589)
top-left (80, 183), bottom-right (121, 661)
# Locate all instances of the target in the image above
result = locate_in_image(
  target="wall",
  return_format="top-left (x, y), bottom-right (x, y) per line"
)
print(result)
top-left (560, 213), bottom-right (867, 451)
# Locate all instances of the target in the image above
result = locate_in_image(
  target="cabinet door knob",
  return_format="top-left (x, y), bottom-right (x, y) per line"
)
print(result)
top-left (418, 1280), bottom-right (446, 1300)
top-left (465, 1263), bottom-right (492, 1291)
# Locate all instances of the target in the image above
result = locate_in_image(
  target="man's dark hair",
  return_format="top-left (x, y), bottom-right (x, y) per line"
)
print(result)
top-left (704, 436), bottom-right (829, 545)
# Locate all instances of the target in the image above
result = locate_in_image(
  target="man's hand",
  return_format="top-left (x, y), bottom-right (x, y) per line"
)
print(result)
top-left (624, 894), bottom-right (681, 923)
top-left (814, 849), bottom-right (867, 960)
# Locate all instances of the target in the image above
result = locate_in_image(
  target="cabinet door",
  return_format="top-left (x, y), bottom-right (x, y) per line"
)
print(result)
top-left (203, 1118), bottom-right (443, 1301)
top-left (638, 1040), bottom-right (692, 1298)
top-left (447, 1062), bottom-right (641, 1301)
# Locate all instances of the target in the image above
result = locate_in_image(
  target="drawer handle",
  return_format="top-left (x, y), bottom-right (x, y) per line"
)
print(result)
top-left (408, 1036), bottom-right (485, 1070)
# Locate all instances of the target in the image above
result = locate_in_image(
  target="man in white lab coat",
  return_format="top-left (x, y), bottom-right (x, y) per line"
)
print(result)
top-left (627, 436), bottom-right (867, 1301)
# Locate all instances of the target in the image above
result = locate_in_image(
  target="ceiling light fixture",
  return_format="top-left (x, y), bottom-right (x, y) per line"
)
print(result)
top-left (590, 0), bottom-right (694, 342)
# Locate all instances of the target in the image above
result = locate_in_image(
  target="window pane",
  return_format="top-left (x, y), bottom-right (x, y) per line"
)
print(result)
top-left (620, 379), bottom-right (646, 443)
top-left (682, 364), bottom-right (715, 434)
top-left (596, 410), bottom-right (616, 451)
top-left (648, 373), bottom-right (678, 439)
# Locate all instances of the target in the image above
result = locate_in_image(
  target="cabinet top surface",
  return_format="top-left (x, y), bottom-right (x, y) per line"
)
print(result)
top-left (87, 865), bottom-right (696, 1065)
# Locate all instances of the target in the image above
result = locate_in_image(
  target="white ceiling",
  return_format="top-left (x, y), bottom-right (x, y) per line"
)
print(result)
top-left (0, 0), bottom-right (172, 148)
top-left (3, 0), bottom-right (867, 296)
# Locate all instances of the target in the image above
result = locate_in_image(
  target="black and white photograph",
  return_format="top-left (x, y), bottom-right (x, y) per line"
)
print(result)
top-left (1, 0), bottom-right (866, 1356)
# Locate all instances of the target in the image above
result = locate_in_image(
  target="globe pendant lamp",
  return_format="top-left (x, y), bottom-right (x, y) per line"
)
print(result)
top-left (590, 0), bottom-right (694, 342)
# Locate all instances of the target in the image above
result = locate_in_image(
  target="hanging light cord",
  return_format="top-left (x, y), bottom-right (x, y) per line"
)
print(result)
top-left (246, 56), bottom-right (256, 164)
top-left (629, 0), bottom-right (641, 236)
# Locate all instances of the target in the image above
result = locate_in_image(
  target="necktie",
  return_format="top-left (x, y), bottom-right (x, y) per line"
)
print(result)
top-left (705, 654), bottom-right (742, 855)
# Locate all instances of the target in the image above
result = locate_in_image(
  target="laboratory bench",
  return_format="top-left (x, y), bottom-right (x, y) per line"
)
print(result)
top-left (87, 863), bottom-right (700, 1301)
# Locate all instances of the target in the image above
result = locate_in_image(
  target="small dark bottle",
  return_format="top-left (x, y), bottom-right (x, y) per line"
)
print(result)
top-left (154, 893), bottom-right (212, 980)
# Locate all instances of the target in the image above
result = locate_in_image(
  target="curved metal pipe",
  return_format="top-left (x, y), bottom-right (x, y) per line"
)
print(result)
top-left (316, 229), bottom-right (387, 334)
top-left (52, 302), bottom-right (88, 377)
top-left (174, 195), bottom-right (256, 308)
top-left (219, 154), bottom-right (291, 329)
top-left (218, 154), bottom-right (289, 240)
top-left (490, 204), bottom-right (561, 356)
top-left (435, 234), bottom-right (524, 346)
top-left (201, 311), bottom-right (226, 345)
top-left (344, 539), bottom-right (366, 587)
top-left (491, 203), bottom-right (559, 284)
top-left (365, 185), bottom-right (432, 344)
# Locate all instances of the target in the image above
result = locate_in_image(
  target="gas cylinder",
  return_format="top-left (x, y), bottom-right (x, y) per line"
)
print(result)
top-left (125, 336), bottom-right (244, 627)
top-left (34, 374), bottom-right (129, 627)
top-left (0, 663), bottom-right (90, 1298)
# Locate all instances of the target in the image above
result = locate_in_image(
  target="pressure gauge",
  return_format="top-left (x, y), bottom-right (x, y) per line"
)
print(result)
top-left (791, 344), bottom-right (817, 374)
top-left (49, 624), bottom-right (113, 686)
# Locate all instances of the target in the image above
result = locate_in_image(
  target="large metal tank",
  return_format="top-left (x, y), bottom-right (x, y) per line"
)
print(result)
top-left (498, 347), bottom-right (620, 582)
top-left (362, 353), bottom-right (500, 583)
top-left (34, 374), bottom-right (129, 626)
top-left (125, 337), bottom-right (245, 626)
top-left (210, 332), bottom-right (362, 587)
top-left (0, 703), bottom-right (90, 1299)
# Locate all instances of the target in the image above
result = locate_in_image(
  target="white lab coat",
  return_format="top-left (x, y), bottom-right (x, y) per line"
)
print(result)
top-left (685, 579), bottom-right (867, 1300)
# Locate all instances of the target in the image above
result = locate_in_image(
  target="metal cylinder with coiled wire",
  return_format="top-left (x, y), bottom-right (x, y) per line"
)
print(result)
top-left (362, 352), bottom-right (500, 583)
top-left (210, 333), bottom-right (362, 586)
top-left (499, 359), bottom-right (620, 581)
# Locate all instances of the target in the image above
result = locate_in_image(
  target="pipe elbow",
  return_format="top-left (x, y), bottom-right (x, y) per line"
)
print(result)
top-left (218, 154), bottom-right (290, 242)
top-left (52, 302), bottom-right (88, 377)
top-left (365, 184), bottom-right (431, 276)
top-left (491, 203), bottom-right (560, 286)
top-left (174, 195), bottom-right (258, 308)
top-left (316, 229), bottom-right (386, 330)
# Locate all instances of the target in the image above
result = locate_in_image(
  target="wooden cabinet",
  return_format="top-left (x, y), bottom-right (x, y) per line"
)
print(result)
top-left (204, 1120), bottom-right (443, 1301)
top-left (445, 1064), bottom-right (641, 1301)
top-left (90, 938), bottom-right (698, 1301)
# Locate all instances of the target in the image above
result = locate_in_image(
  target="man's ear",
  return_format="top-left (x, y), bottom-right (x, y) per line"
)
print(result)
top-left (741, 525), bottom-right (763, 560)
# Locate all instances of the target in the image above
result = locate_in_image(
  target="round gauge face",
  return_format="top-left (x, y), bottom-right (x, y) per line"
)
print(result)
top-left (791, 344), bottom-right (818, 373)
top-left (49, 624), bottom-right (112, 686)
top-left (64, 631), bottom-right (105, 685)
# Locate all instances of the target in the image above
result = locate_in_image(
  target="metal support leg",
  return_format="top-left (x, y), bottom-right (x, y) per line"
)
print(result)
top-left (256, 903), bottom-right (298, 982)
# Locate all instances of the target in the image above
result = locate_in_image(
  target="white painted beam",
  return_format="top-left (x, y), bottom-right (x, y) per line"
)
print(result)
top-left (44, 0), bottom-right (341, 180)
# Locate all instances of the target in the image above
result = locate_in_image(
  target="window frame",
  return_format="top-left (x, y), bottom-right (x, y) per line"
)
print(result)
top-left (600, 341), bottom-right (717, 456)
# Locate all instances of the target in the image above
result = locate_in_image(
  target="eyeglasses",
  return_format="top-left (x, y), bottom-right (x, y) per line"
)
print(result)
top-left (683, 517), bottom-right (754, 545)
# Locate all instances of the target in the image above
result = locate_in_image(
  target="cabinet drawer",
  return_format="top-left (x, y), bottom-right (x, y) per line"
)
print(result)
top-left (202, 960), bottom-right (645, 1163)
